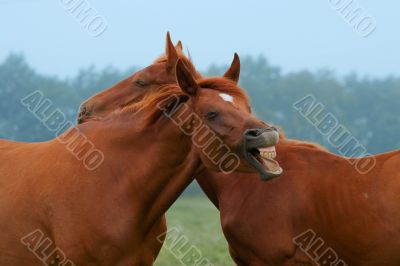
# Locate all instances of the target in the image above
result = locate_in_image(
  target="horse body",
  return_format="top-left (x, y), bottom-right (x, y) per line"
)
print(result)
top-left (197, 139), bottom-right (400, 265)
top-left (0, 139), bottom-right (74, 265)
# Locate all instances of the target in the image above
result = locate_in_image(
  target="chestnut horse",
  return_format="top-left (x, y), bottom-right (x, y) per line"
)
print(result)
top-left (193, 59), bottom-right (400, 265)
top-left (197, 137), bottom-right (400, 265)
top-left (76, 32), bottom-right (197, 262)
top-left (83, 47), bottom-right (400, 265)
top-left (76, 33), bottom-right (244, 263)
top-left (0, 57), bottom-right (278, 265)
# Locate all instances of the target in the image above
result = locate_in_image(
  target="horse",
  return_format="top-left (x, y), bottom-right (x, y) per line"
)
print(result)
top-left (192, 62), bottom-right (400, 264)
top-left (196, 136), bottom-right (400, 265)
top-left (82, 47), bottom-right (400, 265)
top-left (76, 32), bottom-right (197, 262)
top-left (0, 56), bottom-right (280, 265)
top-left (76, 33), bottom-right (244, 263)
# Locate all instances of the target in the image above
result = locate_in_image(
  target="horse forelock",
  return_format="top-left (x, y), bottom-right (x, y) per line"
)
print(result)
top-left (198, 77), bottom-right (249, 104)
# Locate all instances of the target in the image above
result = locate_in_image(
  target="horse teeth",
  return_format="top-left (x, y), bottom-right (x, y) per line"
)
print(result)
top-left (260, 151), bottom-right (276, 159)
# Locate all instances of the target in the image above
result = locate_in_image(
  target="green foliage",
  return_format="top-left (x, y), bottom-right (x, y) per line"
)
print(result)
top-left (0, 54), bottom-right (78, 141)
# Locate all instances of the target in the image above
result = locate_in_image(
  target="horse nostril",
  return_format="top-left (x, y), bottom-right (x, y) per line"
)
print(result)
top-left (78, 106), bottom-right (89, 118)
top-left (244, 129), bottom-right (262, 138)
top-left (79, 103), bottom-right (94, 116)
top-left (77, 104), bottom-right (93, 123)
top-left (244, 127), bottom-right (278, 139)
top-left (79, 106), bottom-right (87, 115)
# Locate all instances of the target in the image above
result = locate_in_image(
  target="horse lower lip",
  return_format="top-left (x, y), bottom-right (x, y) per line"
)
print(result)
top-left (248, 152), bottom-right (281, 174)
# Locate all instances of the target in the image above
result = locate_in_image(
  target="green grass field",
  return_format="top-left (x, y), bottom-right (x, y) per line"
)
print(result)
top-left (154, 197), bottom-right (234, 266)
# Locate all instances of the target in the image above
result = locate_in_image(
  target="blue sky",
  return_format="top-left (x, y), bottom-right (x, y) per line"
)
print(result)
top-left (0, 0), bottom-right (399, 78)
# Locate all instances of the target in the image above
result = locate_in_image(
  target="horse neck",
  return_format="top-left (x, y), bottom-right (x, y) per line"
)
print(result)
top-left (276, 137), bottom-right (339, 169)
top-left (81, 104), bottom-right (203, 229)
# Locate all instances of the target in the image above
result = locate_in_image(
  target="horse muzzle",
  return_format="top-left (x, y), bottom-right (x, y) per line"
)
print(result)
top-left (242, 127), bottom-right (283, 181)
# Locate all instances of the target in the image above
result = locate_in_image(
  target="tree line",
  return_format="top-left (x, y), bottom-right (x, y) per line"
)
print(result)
top-left (1, 53), bottom-right (399, 156)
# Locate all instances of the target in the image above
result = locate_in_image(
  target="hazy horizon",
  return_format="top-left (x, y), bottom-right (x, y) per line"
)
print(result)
top-left (1, 0), bottom-right (399, 78)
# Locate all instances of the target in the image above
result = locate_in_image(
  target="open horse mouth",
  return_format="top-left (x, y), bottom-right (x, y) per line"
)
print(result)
top-left (242, 127), bottom-right (283, 181)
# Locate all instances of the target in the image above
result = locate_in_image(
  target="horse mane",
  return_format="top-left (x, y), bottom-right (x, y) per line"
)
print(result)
top-left (289, 139), bottom-right (328, 151)
top-left (113, 77), bottom-right (250, 128)
top-left (277, 130), bottom-right (328, 151)
top-left (127, 84), bottom-right (187, 126)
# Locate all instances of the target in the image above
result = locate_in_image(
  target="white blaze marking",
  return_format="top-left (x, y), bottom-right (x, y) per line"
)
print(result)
top-left (219, 93), bottom-right (234, 103)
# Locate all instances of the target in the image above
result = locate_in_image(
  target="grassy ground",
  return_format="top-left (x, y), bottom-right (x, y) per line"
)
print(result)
top-left (154, 197), bottom-right (234, 266)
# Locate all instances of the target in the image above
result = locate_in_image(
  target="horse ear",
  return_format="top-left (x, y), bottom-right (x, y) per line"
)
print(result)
top-left (176, 41), bottom-right (183, 51)
top-left (223, 53), bottom-right (240, 83)
top-left (166, 32), bottom-right (179, 72)
top-left (175, 59), bottom-right (199, 96)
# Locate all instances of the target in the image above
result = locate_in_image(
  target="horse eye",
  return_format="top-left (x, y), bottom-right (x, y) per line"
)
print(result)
top-left (135, 80), bottom-right (147, 87)
top-left (204, 111), bottom-right (219, 120)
